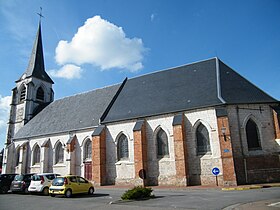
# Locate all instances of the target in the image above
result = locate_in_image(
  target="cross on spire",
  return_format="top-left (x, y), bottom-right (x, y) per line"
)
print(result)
top-left (37, 7), bottom-right (44, 22)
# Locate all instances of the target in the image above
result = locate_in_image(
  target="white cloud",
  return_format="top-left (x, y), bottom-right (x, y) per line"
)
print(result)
top-left (151, 14), bottom-right (155, 22)
top-left (55, 16), bottom-right (146, 72)
top-left (48, 64), bottom-right (83, 80)
top-left (0, 95), bottom-right (11, 128)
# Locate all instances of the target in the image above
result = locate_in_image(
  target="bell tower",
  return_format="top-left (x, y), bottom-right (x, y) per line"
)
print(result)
top-left (5, 20), bottom-right (54, 146)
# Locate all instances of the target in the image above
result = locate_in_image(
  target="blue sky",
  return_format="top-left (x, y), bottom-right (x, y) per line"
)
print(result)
top-left (0, 0), bottom-right (279, 150)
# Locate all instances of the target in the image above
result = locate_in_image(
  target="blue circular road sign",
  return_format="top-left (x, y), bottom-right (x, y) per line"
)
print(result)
top-left (212, 167), bottom-right (220, 176)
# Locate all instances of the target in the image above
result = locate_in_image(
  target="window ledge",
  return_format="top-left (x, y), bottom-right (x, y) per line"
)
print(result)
top-left (83, 159), bottom-right (92, 163)
top-left (115, 160), bottom-right (133, 165)
top-left (31, 164), bottom-right (40, 168)
top-left (196, 152), bottom-right (212, 157)
top-left (157, 156), bottom-right (171, 161)
top-left (53, 163), bottom-right (66, 167)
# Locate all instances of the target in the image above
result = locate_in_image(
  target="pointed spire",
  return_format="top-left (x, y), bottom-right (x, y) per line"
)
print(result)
top-left (18, 21), bottom-right (54, 84)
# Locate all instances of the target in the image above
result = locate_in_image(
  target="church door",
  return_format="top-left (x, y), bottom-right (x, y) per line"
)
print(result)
top-left (84, 162), bottom-right (92, 180)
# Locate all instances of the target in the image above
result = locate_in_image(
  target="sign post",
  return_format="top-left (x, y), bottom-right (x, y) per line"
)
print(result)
top-left (212, 167), bottom-right (220, 186)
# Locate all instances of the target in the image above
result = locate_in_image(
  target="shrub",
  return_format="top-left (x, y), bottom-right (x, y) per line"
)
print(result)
top-left (121, 186), bottom-right (153, 200)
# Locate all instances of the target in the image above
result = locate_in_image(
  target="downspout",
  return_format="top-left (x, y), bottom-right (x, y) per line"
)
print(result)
top-left (236, 106), bottom-right (248, 183)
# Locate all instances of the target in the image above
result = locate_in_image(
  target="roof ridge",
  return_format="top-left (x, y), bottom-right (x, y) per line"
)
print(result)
top-left (128, 57), bottom-right (217, 81)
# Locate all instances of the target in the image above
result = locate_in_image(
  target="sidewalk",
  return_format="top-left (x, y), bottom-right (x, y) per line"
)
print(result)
top-left (95, 182), bottom-right (280, 191)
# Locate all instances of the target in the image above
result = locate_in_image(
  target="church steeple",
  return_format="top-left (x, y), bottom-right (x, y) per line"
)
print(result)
top-left (18, 22), bottom-right (54, 84)
top-left (6, 18), bottom-right (54, 145)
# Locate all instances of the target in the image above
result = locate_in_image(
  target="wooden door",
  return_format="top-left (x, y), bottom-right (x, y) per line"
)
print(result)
top-left (84, 162), bottom-right (92, 180)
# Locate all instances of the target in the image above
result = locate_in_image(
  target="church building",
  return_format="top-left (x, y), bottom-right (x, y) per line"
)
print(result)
top-left (2, 22), bottom-right (280, 187)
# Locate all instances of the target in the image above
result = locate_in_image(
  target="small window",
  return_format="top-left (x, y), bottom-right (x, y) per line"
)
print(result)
top-left (246, 119), bottom-right (262, 150)
top-left (84, 139), bottom-right (92, 160)
top-left (157, 128), bottom-right (169, 158)
top-left (196, 123), bottom-right (211, 155)
top-left (117, 134), bottom-right (129, 161)
top-left (36, 87), bottom-right (44, 101)
top-left (55, 142), bottom-right (64, 164)
top-left (15, 148), bottom-right (20, 166)
top-left (33, 145), bottom-right (40, 165)
top-left (20, 86), bottom-right (26, 102)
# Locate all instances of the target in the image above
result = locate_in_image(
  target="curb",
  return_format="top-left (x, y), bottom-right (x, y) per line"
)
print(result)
top-left (222, 183), bottom-right (280, 191)
top-left (222, 185), bottom-right (262, 191)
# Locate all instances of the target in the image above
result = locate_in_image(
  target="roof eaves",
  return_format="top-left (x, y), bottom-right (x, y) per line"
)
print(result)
top-left (101, 102), bottom-right (224, 125)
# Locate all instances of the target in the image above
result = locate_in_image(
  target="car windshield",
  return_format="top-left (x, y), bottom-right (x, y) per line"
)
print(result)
top-left (52, 178), bottom-right (65, 186)
top-left (14, 175), bottom-right (24, 181)
top-left (31, 175), bottom-right (42, 181)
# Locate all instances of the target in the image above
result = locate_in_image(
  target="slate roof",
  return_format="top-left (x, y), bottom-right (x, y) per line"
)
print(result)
top-left (13, 57), bottom-right (278, 139)
top-left (102, 58), bottom-right (278, 123)
top-left (219, 60), bottom-right (277, 104)
top-left (14, 84), bottom-right (121, 140)
top-left (17, 23), bottom-right (54, 84)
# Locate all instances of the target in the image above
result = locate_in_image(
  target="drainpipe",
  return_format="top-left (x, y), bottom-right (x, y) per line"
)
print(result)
top-left (236, 106), bottom-right (248, 184)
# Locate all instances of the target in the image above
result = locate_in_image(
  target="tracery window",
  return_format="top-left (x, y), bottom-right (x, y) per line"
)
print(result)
top-left (156, 128), bottom-right (169, 158)
top-left (33, 145), bottom-right (40, 165)
top-left (246, 119), bottom-right (261, 150)
top-left (117, 134), bottom-right (129, 161)
top-left (196, 123), bottom-right (211, 155)
top-left (84, 139), bottom-right (92, 160)
top-left (55, 142), bottom-right (64, 164)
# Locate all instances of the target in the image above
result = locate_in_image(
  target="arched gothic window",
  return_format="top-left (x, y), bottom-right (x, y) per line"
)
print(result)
top-left (117, 134), bottom-right (129, 161)
top-left (36, 87), bottom-right (44, 101)
top-left (157, 128), bottom-right (169, 158)
top-left (20, 86), bottom-right (26, 102)
top-left (246, 119), bottom-right (261, 150)
top-left (196, 123), bottom-right (211, 155)
top-left (33, 145), bottom-right (40, 165)
top-left (55, 142), bottom-right (64, 164)
top-left (84, 139), bottom-right (92, 160)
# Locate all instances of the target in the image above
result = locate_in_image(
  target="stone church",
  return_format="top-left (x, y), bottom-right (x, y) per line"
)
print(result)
top-left (2, 22), bottom-right (280, 187)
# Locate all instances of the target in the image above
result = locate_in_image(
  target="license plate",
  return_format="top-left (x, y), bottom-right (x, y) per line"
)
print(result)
top-left (14, 185), bottom-right (19, 187)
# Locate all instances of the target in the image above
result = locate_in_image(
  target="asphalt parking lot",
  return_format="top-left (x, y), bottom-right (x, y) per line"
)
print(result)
top-left (0, 187), bottom-right (280, 210)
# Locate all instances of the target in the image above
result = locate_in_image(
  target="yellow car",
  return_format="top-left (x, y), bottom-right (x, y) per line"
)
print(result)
top-left (49, 175), bottom-right (94, 198)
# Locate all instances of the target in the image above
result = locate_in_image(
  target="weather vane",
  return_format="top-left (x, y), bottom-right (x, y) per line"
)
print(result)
top-left (37, 7), bottom-right (44, 22)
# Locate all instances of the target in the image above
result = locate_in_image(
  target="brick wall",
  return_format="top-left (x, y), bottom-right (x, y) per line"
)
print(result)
top-left (227, 104), bottom-right (280, 184)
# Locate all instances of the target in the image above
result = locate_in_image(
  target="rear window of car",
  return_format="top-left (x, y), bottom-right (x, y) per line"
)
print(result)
top-left (46, 174), bottom-right (57, 180)
top-left (23, 175), bottom-right (32, 181)
top-left (14, 175), bottom-right (24, 181)
top-left (52, 178), bottom-right (65, 186)
top-left (32, 175), bottom-right (42, 181)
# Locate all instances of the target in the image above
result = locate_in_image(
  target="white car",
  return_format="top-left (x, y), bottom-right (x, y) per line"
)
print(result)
top-left (28, 173), bottom-right (60, 195)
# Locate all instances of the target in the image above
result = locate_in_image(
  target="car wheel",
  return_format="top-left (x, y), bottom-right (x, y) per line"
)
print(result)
top-left (1, 186), bottom-right (9, 194)
top-left (65, 189), bottom-right (72, 198)
top-left (24, 187), bottom-right (29, 194)
top-left (88, 187), bottom-right (94, 195)
top-left (50, 193), bottom-right (55, 197)
top-left (43, 187), bottom-right (49, 196)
